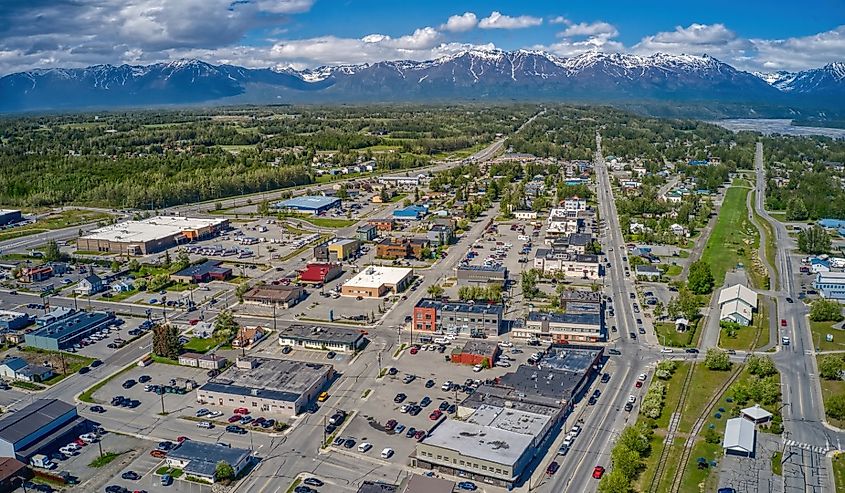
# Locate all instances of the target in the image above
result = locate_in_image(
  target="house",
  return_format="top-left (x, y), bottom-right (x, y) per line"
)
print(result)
top-left (232, 326), bottom-right (266, 349)
top-left (513, 210), bottom-right (537, 220)
top-left (299, 263), bottom-right (342, 284)
top-left (669, 223), bottom-right (689, 237)
top-left (170, 260), bottom-right (232, 283)
top-left (629, 222), bottom-right (646, 234)
top-left (74, 274), bottom-right (104, 296)
top-left (426, 224), bottom-right (453, 247)
top-left (634, 265), bottom-right (661, 280)
top-left (723, 417), bottom-right (756, 457)
top-left (718, 284), bottom-right (758, 326)
top-left (815, 271), bottom-right (845, 300)
top-left (356, 224), bottom-right (377, 242)
top-left (0, 357), bottom-right (54, 383)
top-left (111, 280), bottom-right (134, 293)
top-left (811, 258), bottom-right (831, 273)
top-left (192, 323), bottom-right (214, 339)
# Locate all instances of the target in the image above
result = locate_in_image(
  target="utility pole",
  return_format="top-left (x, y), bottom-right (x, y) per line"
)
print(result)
top-left (323, 415), bottom-right (327, 447)
top-left (273, 303), bottom-right (277, 332)
top-left (160, 392), bottom-right (165, 415)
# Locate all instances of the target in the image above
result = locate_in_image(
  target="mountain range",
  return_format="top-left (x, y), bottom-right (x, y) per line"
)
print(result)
top-left (1, 50), bottom-right (843, 114)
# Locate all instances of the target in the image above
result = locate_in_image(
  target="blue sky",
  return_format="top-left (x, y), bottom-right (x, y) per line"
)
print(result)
top-left (0, 0), bottom-right (842, 74)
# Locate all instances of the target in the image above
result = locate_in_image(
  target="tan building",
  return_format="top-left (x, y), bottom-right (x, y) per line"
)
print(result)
top-left (242, 285), bottom-right (305, 309)
top-left (341, 266), bottom-right (413, 298)
top-left (78, 216), bottom-right (229, 255)
top-left (178, 352), bottom-right (228, 370)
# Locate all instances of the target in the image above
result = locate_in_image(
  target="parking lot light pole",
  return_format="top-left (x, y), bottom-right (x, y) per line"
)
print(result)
top-left (160, 391), bottom-right (166, 415)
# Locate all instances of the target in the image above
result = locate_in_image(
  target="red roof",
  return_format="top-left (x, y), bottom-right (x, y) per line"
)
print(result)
top-left (300, 263), bottom-right (334, 282)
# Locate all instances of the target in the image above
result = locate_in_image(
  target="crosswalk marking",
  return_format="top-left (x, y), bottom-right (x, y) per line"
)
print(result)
top-left (783, 439), bottom-right (832, 454)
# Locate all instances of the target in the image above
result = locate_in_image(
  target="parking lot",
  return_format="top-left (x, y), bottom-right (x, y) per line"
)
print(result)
top-left (327, 338), bottom-right (540, 466)
top-left (72, 316), bottom-right (153, 360)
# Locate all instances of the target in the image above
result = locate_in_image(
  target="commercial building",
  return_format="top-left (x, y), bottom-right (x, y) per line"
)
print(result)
top-left (456, 265), bottom-right (508, 287)
top-left (415, 404), bottom-right (553, 488)
top-left (273, 196), bottom-right (341, 215)
top-left (35, 308), bottom-right (73, 327)
top-left (368, 219), bottom-right (396, 231)
top-left (401, 475), bottom-right (455, 493)
top-left (378, 174), bottom-right (428, 188)
top-left (299, 263), bottom-right (342, 284)
top-left (197, 357), bottom-right (334, 416)
top-left (278, 324), bottom-right (367, 352)
top-left (393, 205), bottom-right (428, 220)
top-left (25, 310), bottom-right (115, 351)
top-left (559, 290), bottom-right (602, 310)
top-left (533, 250), bottom-right (600, 279)
top-left (635, 265), bottom-right (662, 280)
top-left (718, 284), bottom-right (758, 326)
top-left (518, 311), bottom-right (604, 343)
top-left (450, 341), bottom-right (500, 366)
top-left (815, 271), bottom-right (845, 300)
top-left (166, 440), bottom-right (252, 484)
top-left (356, 224), bottom-right (378, 242)
top-left (376, 237), bottom-right (430, 260)
top-left (243, 285), bottom-right (305, 309)
top-left (327, 238), bottom-right (360, 261)
top-left (0, 311), bottom-right (30, 331)
top-left (413, 299), bottom-right (504, 337)
top-left (563, 196), bottom-right (587, 212)
top-left (0, 210), bottom-right (22, 226)
top-left (170, 260), bottom-right (232, 283)
top-left (341, 266), bottom-right (413, 298)
top-left (513, 210), bottom-right (537, 220)
top-left (78, 216), bottom-right (229, 255)
top-left (0, 399), bottom-right (82, 461)
top-left (178, 353), bottom-right (227, 370)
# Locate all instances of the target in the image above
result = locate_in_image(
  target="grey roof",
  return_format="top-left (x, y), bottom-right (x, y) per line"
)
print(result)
top-left (540, 345), bottom-right (603, 373)
top-left (457, 264), bottom-right (507, 273)
top-left (635, 265), bottom-right (660, 274)
top-left (82, 274), bottom-right (102, 284)
top-left (559, 290), bottom-right (602, 304)
top-left (172, 260), bottom-right (230, 278)
top-left (278, 324), bottom-right (364, 345)
top-left (723, 417), bottom-right (756, 453)
top-left (0, 399), bottom-right (76, 444)
top-left (0, 356), bottom-right (27, 372)
top-left (458, 340), bottom-right (499, 356)
top-left (415, 298), bottom-right (504, 317)
top-left (201, 357), bottom-right (331, 403)
top-left (168, 440), bottom-right (251, 478)
top-left (28, 311), bottom-right (114, 341)
top-left (357, 481), bottom-right (398, 493)
top-left (526, 311), bottom-right (601, 327)
top-left (402, 475), bottom-right (455, 493)
top-left (498, 365), bottom-right (587, 403)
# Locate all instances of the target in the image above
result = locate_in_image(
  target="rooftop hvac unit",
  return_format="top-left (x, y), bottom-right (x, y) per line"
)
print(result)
top-left (250, 389), bottom-right (260, 396)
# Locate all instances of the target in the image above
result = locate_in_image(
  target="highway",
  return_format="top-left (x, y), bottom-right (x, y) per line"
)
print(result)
top-left (753, 142), bottom-right (841, 493)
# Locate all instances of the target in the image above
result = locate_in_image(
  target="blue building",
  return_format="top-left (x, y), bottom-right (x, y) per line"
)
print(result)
top-left (815, 272), bottom-right (845, 300)
top-left (274, 196), bottom-right (341, 215)
top-left (25, 310), bottom-right (116, 351)
top-left (393, 205), bottom-right (428, 220)
top-left (0, 399), bottom-right (81, 461)
top-left (0, 311), bottom-right (30, 331)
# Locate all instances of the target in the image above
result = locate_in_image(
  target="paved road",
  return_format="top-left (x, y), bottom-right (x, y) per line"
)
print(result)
top-left (752, 141), bottom-right (840, 493)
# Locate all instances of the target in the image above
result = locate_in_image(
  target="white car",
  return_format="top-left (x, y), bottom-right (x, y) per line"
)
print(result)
top-left (441, 381), bottom-right (453, 391)
top-left (358, 442), bottom-right (372, 453)
top-left (628, 395), bottom-right (637, 404)
top-left (660, 348), bottom-right (673, 353)
top-left (381, 448), bottom-right (394, 459)
top-left (498, 341), bottom-right (513, 348)
top-left (79, 433), bottom-right (98, 443)
top-left (207, 410), bottom-right (223, 418)
top-left (562, 436), bottom-right (574, 447)
top-left (638, 373), bottom-right (647, 382)
top-left (400, 405), bottom-right (410, 413)
top-left (569, 425), bottom-right (582, 437)
top-left (473, 365), bottom-right (483, 373)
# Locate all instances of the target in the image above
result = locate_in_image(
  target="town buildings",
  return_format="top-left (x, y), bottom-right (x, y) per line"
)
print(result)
top-left (815, 271), bottom-right (845, 300)
top-left (299, 263), bottom-right (342, 284)
top-left (456, 265), bottom-right (508, 287)
top-left (518, 310), bottom-right (604, 343)
top-left (242, 285), bottom-right (306, 308)
top-left (413, 299), bottom-right (504, 337)
top-left (273, 196), bottom-right (341, 215)
top-left (165, 440), bottom-right (252, 483)
top-left (170, 260), bottom-right (232, 283)
top-left (718, 284), bottom-right (758, 326)
top-left (24, 310), bottom-right (115, 351)
top-left (0, 399), bottom-right (81, 462)
top-left (277, 324), bottom-right (367, 352)
top-left (78, 216), bottom-right (229, 255)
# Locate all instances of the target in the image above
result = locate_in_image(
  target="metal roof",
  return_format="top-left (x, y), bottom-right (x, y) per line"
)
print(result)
top-left (723, 417), bottom-right (756, 453)
top-left (167, 440), bottom-right (251, 478)
top-left (275, 196), bottom-right (341, 210)
top-left (0, 399), bottom-right (76, 445)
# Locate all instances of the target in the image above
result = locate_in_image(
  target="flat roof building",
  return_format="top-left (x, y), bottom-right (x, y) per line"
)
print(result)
top-left (170, 260), bottom-right (232, 283)
top-left (274, 196), bottom-right (341, 215)
top-left (341, 266), bottom-right (413, 298)
top-left (243, 285), bottom-right (306, 309)
top-left (0, 310), bottom-right (30, 331)
top-left (25, 310), bottom-right (115, 351)
top-left (78, 216), bottom-right (229, 255)
top-left (278, 324), bottom-right (366, 352)
top-left (518, 310), bottom-right (604, 343)
top-left (166, 440), bottom-right (252, 484)
top-left (450, 340), bottom-right (500, 366)
top-left (197, 357), bottom-right (334, 417)
top-left (456, 265), bottom-right (508, 287)
top-left (815, 271), bottom-right (845, 301)
top-left (0, 399), bottom-right (81, 461)
top-left (401, 475), bottom-right (455, 493)
top-left (300, 263), bottom-right (342, 284)
top-left (413, 299), bottom-right (504, 337)
top-left (327, 238), bottom-right (360, 261)
top-left (0, 210), bottom-right (22, 226)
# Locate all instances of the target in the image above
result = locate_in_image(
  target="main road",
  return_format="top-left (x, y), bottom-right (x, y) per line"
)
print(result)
top-left (753, 142), bottom-right (841, 493)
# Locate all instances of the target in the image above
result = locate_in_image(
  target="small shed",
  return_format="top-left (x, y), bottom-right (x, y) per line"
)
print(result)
top-left (741, 404), bottom-right (773, 425)
top-left (723, 417), bottom-right (756, 457)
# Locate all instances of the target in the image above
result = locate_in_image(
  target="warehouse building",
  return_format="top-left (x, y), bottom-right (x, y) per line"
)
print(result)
top-left (170, 260), bottom-right (232, 283)
top-left (814, 271), bottom-right (845, 301)
top-left (415, 404), bottom-right (553, 488)
top-left (196, 357), bottom-right (334, 417)
top-left (273, 196), bottom-right (341, 215)
top-left (456, 265), bottom-right (508, 287)
top-left (78, 216), bottom-right (229, 255)
top-left (0, 399), bottom-right (83, 461)
top-left (450, 340), bottom-right (500, 366)
top-left (278, 324), bottom-right (366, 352)
top-left (413, 299), bottom-right (504, 337)
top-left (166, 440), bottom-right (252, 484)
top-left (25, 310), bottom-right (116, 351)
top-left (243, 285), bottom-right (306, 308)
top-left (356, 224), bottom-right (377, 242)
top-left (0, 210), bottom-right (22, 226)
top-left (341, 266), bottom-right (413, 298)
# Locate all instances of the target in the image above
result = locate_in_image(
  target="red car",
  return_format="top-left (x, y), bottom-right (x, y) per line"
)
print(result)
top-left (593, 466), bottom-right (605, 479)
top-left (409, 347), bottom-right (418, 355)
top-left (234, 407), bottom-right (250, 415)
top-left (429, 410), bottom-right (443, 420)
top-left (189, 319), bottom-right (200, 326)
top-left (150, 450), bottom-right (166, 458)
top-left (227, 415), bottom-right (241, 423)
top-left (781, 319), bottom-right (787, 327)
top-left (386, 419), bottom-right (397, 431)
top-left (546, 461), bottom-right (559, 475)
top-left (635, 381), bottom-right (643, 388)
top-left (176, 436), bottom-right (189, 443)
top-left (74, 438), bottom-right (86, 447)
top-left (414, 430), bottom-right (426, 441)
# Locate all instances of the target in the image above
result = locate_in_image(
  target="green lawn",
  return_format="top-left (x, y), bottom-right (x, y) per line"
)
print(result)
top-left (678, 440), bottom-right (723, 493)
top-left (701, 186), bottom-right (759, 287)
top-left (678, 366), bottom-right (736, 432)
top-left (300, 217), bottom-right (358, 228)
top-left (89, 451), bottom-right (125, 468)
top-left (166, 283), bottom-right (193, 292)
top-left (664, 264), bottom-right (683, 277)
top-left (20, 347), bottom-right (94, 385)
top-left (769, 211), bottom-right (787, 222)
top-left (832, 453), bottom-right (845, 492)
top-left (810, 320), bottom-right (845, 351)
top-left (751, 191), bottom-right (779, 289)
top-left (109, 288), bottom-right (138, 302)
top-left (772, 451), bottom-right (783, 476)
top-left (655, 321), bottom-right (697, 347)
top-left (819, 367), bottom-right (845, 428)
top-left (0, 209), bottom-right (112, 242)
top-left (182, 337), bottom-right (225, 354)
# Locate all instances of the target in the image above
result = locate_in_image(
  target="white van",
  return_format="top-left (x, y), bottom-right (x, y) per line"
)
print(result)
top-left (197, 421), bottom-right (213, 429)
top-left (381, 448), bottom-right (394, 459)
top-left (433, 337), bottom-right (449, 345)
top-left (358, 442), bottom-right (372, 453)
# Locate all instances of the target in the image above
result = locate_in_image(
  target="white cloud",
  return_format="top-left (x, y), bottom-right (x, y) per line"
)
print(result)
top-left (751, 25), bottom-right (845, 71)
top-left (441, 12), bottom-right (478, 33)
top-left (384, 27), bottom-right (441, 50)
top-left (561, 21), bottom-right (618, 38)
top-left (548, 16), bottom-right (569, 25)
top-left (478, 11), bottom-right (542, 30)
top-left (633, 23), bottom-right (751, 58)
top-left (534, 36), bottom-right (624, 58)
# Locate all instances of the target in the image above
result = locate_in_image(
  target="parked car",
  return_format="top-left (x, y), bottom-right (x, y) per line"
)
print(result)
top-left (121, 471), bottom-right (140, 481)
top-left (303, 478), bottom-right (324, 487)
top-left (457, 481), bottom-right (477, 491)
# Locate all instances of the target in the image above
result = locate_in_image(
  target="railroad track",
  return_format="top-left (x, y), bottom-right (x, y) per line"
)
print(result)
top-left (669, 366), bottom-right (743, 493)
top-left (648, 361), bottom-right (696, 493)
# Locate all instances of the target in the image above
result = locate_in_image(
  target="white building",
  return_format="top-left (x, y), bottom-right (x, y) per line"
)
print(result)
top-left (513, 210), bottom-right (537, 220)
top-left (563, 197), bottom-right (587, 213)
top-left (718, 284), bottom-right (758, 326)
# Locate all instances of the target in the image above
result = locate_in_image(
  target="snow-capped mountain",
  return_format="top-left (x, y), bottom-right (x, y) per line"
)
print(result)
top-left (0, 50), bottom-right (842, 112)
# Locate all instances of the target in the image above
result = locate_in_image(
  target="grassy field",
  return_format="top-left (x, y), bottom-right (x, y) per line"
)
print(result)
top-left (299, 217), bottom-right (358, 228)
top-left (182, 336), bottom-right (225, 354)
top-left (0, 209), bottom-right (112, 242)
top-left (678, 366), bottom-right (736, 432)
top-left (832, 452), bottom-right (845, 492)
top-left (751, 191), bottom-right (779, 289)
top-left (701, 186), bottom-right (758, 287)
top-left (819, 367), bottom-right (845, 429)
top-left (655, 321), bottom-right (698, 347)
top-left (810, 320), bottom-right (845, 351)
top-left (664, 264), bottom-right (683, 277)
top-left (19, 347), bottom-right (94, 385)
